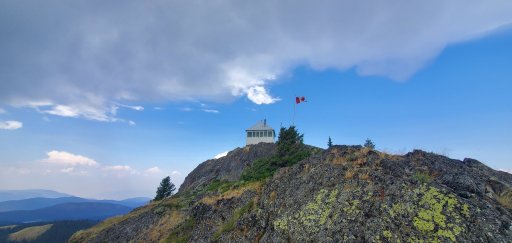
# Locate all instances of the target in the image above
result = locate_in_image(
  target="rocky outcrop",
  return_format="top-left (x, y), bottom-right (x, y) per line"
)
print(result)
top-left (179, 143), bottom-right (276, 192)
top-left (71, 145), bottom-right (512, 242)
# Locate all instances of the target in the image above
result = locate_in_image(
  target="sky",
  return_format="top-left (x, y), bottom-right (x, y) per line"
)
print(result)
top-left (0, 1), bottom-right (511, 199)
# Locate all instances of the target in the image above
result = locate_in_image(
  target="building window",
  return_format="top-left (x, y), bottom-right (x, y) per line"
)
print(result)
top-left (268, 131), bottom-right (273, 137)
top-left (247, 132), bottom-right (252, 137)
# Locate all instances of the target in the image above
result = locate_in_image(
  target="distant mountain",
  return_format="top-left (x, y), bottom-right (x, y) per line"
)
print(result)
top-left (0, 189), bottom-right (71, 202)
top-left (0, 220), bottom-right (97, 243)
top-left (118, 197), bottom-right (152, 208)
top-left (0, 197), bottom-right (87, 212)
top-left (0, 196), bottom-right (150, 212)
top-left (0, 202), bottom-right (132, 224)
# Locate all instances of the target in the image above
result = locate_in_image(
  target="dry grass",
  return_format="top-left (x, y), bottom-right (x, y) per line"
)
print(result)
top-left (496, 192), bottom-right (512, 209)
top-left (332, 156), bottom-right (346, 165)
top-left (8, 224), bottom-right (52, 242)
top-left (343, 183), bottom-right (355, 191)
top-left (344, 169), bottom-right (356, 179)
top-left (147, 210), bottom-right (185, 241)
top-left (331, 147), bottom-right (372, 166)
top-left (302, 163), bottom-right (311, 174)
top-left (200, 181), bottom-right (262, 205)
top-left (359, 172), bottom-right (370, 181)
top-left (269, 191), bottom-right (277, 202)
top-left (354, 157), bottom-right (366, 166)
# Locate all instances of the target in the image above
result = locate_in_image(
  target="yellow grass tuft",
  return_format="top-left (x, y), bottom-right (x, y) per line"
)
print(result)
top-left (344, 169), bottom-right (356, 179)
top-left (359, 172), bottom-right (370, 181)
top-left (269, 191), bottom-right (277, 202)
top-left (8, 224), bottom-right (52, 242)
top-left (200, 181), bottom-right (262, 205)
top-left (147, 210), bottom-right (185, 241)
top-left (332, 156), bottom-right (346, 165)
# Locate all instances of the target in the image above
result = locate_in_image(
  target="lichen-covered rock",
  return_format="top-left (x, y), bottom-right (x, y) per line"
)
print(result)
top-left (71, 145), bottom-right (512, 243)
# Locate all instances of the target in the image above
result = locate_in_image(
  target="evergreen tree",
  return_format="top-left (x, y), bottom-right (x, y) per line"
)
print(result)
top-left (328, 136), bottom-right (333, 148)
top-left (154, 176), bottom-right (176, 201)
top-left (364, 138), bottom-right (375, 149)
top-left (241, 126), bottom-right (310, 181)
top-left (274, 126), bottom-right (308, 167)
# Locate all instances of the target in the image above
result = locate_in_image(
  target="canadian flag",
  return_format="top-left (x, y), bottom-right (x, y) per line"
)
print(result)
top-left (295, 96), bottom-right (306, 104)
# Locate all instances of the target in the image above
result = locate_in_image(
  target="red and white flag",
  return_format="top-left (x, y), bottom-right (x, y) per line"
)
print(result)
top-left (295, 96), bottom-right (307, 104)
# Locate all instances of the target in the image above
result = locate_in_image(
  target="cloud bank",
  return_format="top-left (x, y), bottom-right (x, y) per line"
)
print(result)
top-left (0, 150), bottom-right (180, 199)
top-left (1, 1), bottom-right (512, 121)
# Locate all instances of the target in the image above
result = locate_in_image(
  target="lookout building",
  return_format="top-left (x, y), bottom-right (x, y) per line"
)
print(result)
top-left (246, 119), bottom-right (275, 145)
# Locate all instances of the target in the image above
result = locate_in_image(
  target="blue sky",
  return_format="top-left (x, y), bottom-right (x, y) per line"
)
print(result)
top-left (1, 1), bottom-right (511, 199)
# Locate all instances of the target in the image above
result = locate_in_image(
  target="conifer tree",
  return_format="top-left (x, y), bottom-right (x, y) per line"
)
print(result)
top-left (364, 138), bottom-right (375, 149)
top-left (274, 126), bottom-right (308, 167)
top-left (328, 136), bottom-right (333, 148)
top-left (154, 176), bottom-right (176, 201)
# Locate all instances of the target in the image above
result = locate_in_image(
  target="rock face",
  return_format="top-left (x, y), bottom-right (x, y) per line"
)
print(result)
top-left (179, 143), bottom-right (276, 192)
top-left (71, 145), bottom-right (512, 243)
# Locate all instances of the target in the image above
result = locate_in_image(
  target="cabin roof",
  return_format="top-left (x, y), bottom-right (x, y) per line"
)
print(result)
top-left (246, 120), bottom-right (274, 131)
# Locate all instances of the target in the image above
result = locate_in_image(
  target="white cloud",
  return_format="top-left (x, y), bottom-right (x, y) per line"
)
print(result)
top-left (499, 169), bottom-right (512, 174)
top-left (60, 167), bottom-right (75, 173)
top-left (117, 103), bottom-right (144, 111)
top-left (171, 170), bottom-right (181, 176)
top-left (43, 150), bottom-right (98, 166)
top-left (128, 120), bottom-right (136, 126)
top-left (246, 86), bottom-right (280, 105)
top-left (0, 120), bottom-right (23, 130)
top-left (0, 108), bottom-right (5, 114)
top-left (44, 105), bottom-right (79, 117)
top-left (28, 101), bottom-right (119, 122)
top-left (202, 109), bottom-right (220, 114)
top-left (214, 151), bottom-right (229, 159)
top-left (1, 1), bottom-right (512, 117)
top-left (103, 165), bottom-right (139, 176)
top-left (144, 166), bottom-right (162, 174)
top-left (104, 165), bottom-right (132, 171)
top-left (180, 107), bottom-right (193, 112)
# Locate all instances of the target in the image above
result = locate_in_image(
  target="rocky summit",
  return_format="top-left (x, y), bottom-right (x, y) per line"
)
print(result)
top-left (71, 143), bottom-right (512, 242)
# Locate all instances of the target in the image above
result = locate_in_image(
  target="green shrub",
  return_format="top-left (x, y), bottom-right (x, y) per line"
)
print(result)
top-left (205, 180), bottom-right (237, 194)
top-left (413, 172), bottom-right (431, 184)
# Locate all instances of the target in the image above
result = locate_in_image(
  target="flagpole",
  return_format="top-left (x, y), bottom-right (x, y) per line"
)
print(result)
top-left (293, 99), bottom-right (296, 126)
top-left (293, 95), bottom-right (296, 126)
